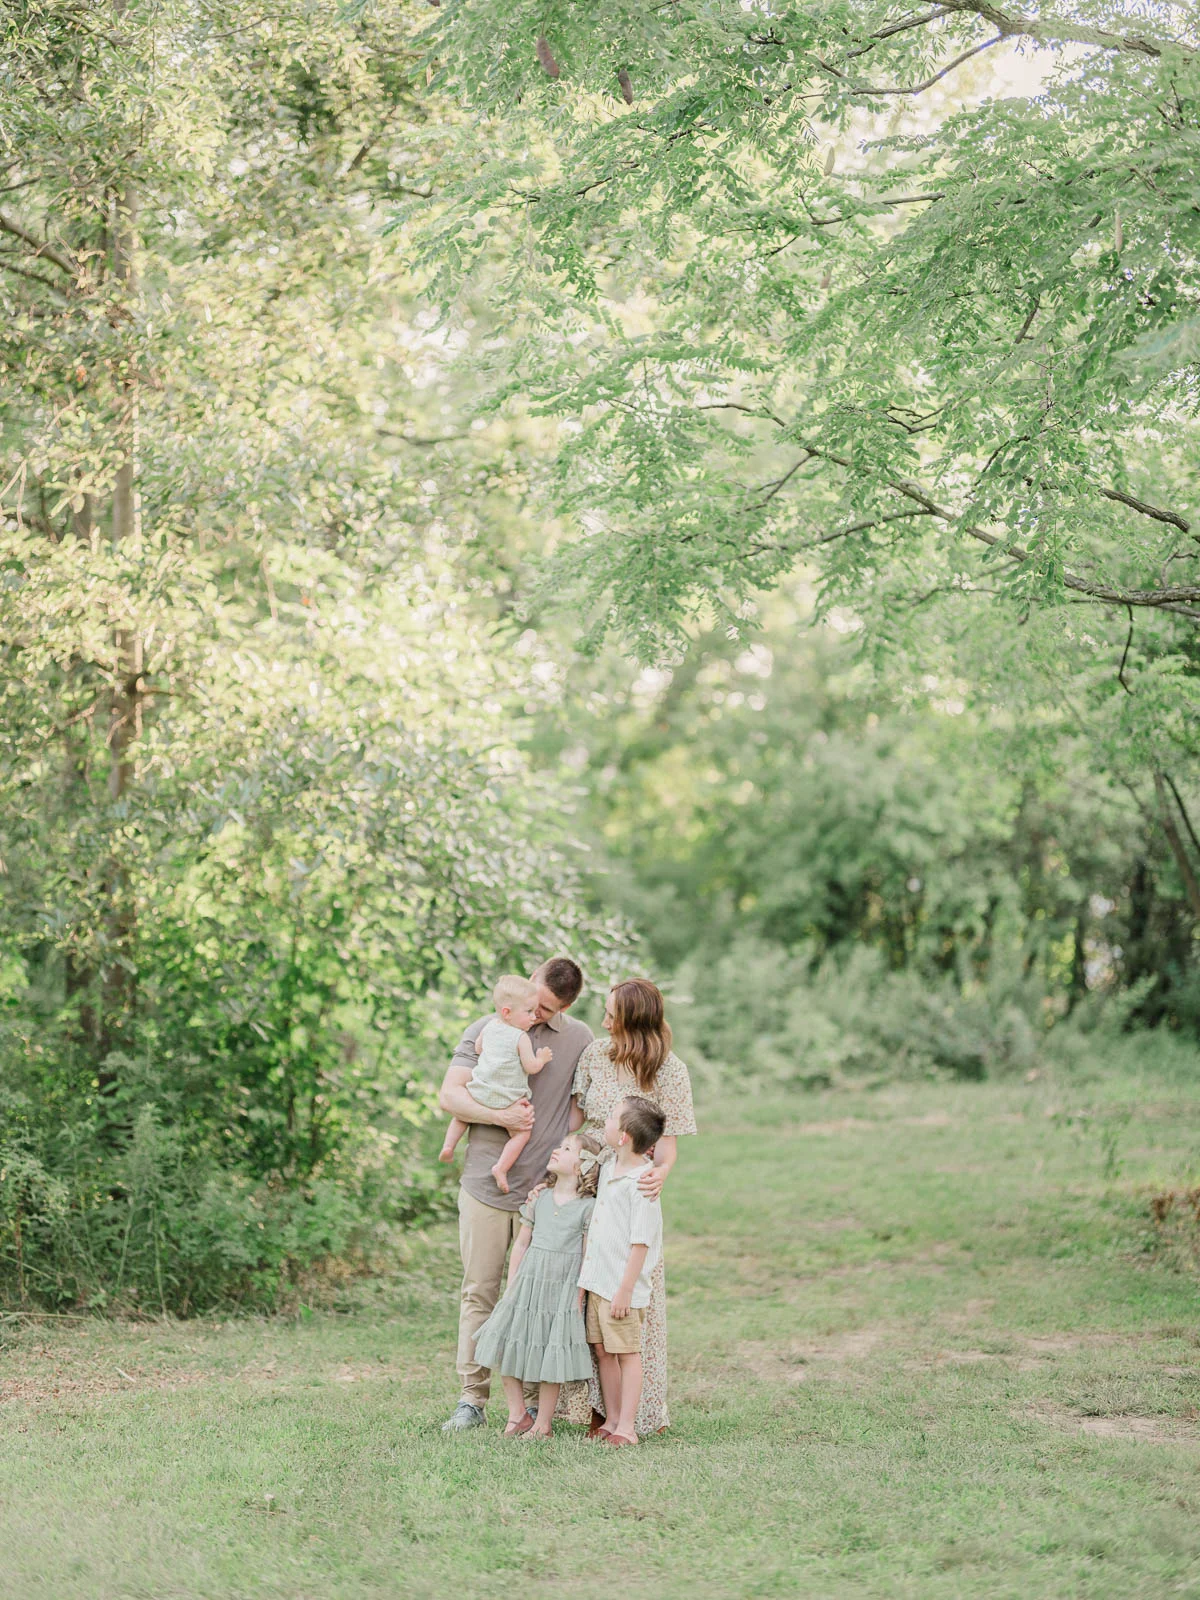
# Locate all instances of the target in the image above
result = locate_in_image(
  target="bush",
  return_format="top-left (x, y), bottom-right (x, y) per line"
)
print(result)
top-left (668, 935), bottom-right (1138, 1090)
top-left (0, 1092), bottom-right (455, 1315)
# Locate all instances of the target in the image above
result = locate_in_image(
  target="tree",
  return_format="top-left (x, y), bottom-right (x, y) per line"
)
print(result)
top-left (408, 0), bottom-right (1200, 925)
top-left (0, 0), bottom-right (624, 1309)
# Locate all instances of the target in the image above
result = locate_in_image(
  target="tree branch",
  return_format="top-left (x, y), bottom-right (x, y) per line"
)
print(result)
top-left (1164, 773), bottom-right (1200, 866)
top-left (845, 8), bottom-right (954, 57)
top-left (1101, 487), bottom-right (1191, 534)
top-left (697, 402), bottom-right (1200, 619)
top-left (937, 0), bottom-right (1196, 58)
top-left (1014, 296), bottom-right (1040, 344)
top-left (1154, 770), bottom-right (1200, 919)
top-left (851, 35), bottom-right (1003, 96)
top-left (0, 212), bottom-right (75, 276)
top-left (0, 256), bottom-right (69, 295)
top-left (1118, 606), bottom-right (1134, 694)
top-left (808, 450), bottom-right (1200, 618)
top-left (805, 508), bottom-right (937, 549)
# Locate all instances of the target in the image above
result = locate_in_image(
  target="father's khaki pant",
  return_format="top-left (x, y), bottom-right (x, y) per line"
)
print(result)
top-left (456, 1188), bottom-right (532, 1410)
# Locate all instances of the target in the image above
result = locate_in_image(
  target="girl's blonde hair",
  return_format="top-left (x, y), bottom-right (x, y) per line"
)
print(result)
top-left (548, 1131), bottom-right (605, 1198)
top-left (608, 978), bottom-right (672, 1092)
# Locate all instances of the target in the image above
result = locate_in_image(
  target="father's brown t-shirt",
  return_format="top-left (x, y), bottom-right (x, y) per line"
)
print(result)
top-left (452, 1011), bottom-right (593, 1212)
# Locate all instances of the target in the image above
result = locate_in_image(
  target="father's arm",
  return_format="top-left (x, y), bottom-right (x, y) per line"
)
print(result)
top-left (437, 1019), bottom-right (536, 1133)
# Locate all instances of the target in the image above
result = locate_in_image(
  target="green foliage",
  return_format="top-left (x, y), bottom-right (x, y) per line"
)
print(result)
top-left (0, 0), bottom-right (625, 1311)
top-left (536, 596), bottom-right (1198, 1020)
top-left (413, 3), bottom-right (1200, 1049)
top-left (413, 0), bottom-right (1200, 656)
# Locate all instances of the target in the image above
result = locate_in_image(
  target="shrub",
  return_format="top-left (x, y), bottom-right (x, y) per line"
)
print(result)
top-left (0, 1093), bottom-right (455, 1315)
top-left (669, 935), bottom-right (1134, 1089)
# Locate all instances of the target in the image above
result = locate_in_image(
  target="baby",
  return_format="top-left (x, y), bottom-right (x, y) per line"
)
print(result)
top-left (439, 974), bottom-right (552, 1192)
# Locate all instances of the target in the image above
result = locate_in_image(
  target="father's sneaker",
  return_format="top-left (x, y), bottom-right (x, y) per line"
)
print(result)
top-left (441, 1401), bottom-right (486, 1433)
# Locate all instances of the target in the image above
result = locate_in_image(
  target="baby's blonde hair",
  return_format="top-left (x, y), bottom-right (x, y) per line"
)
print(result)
top-left (493, 973), bottom-right (538, 1014)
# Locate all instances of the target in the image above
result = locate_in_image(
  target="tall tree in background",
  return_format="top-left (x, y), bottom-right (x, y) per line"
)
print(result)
top-left (0, 0), bottom-right (622, 1309)
top-left (410, 0), bottom-right (1200, 909)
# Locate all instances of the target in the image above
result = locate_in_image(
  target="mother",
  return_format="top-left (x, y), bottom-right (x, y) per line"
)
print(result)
top-left (567, 977), bottom-right (696, 1436)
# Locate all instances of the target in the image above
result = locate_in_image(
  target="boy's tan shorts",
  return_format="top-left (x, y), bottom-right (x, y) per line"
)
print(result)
top-left (585, 1291), bottom-right (646, 1355)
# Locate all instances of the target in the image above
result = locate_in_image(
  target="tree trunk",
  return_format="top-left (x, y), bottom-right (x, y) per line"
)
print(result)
top-left (1154, 771), bottom-right (1200, 922)
top-left (1067, 904), bottom-right (1088, 1013)
top-left (99, 175), bottom-right (143, 1086)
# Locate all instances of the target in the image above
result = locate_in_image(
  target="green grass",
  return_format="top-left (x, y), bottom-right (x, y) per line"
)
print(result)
top-left (3, 1067), bottom-right (1200, 1599)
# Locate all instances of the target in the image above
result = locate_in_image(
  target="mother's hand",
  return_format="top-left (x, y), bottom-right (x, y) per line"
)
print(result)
top-left (637, 1164), bottom-right (668, 1201)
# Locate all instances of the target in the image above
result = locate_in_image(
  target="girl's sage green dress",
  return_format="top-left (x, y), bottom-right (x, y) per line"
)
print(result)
top-left (472, 1189), bottom-right (595, 1384)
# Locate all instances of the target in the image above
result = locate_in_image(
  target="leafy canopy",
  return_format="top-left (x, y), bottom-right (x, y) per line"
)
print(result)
top-left (409, 0), bottom-right (1200, 662)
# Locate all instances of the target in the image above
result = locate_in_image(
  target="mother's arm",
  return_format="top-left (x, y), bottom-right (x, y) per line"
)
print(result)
top-left (637, 1134), bottom-right (676, 1200)
top-left (637, 1051), bottom-right (697, 1198)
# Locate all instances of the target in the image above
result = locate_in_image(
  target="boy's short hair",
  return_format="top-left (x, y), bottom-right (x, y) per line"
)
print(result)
top-left (532, 956), bottom-right (583, 1006)
top-left (618, 1095), bottom-right (666, 1156)
top-left (493, 974), bottom-right (538, 1013)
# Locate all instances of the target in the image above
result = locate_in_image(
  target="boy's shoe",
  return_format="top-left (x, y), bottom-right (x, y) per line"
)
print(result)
top-left (441, 1401), bottom-right (486, 1432)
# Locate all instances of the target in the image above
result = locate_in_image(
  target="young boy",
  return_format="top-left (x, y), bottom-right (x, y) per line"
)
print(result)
top-left (438, 975), bottom-right (553, 1192)
top-left (577, 1094), bottom-right (666, 1446)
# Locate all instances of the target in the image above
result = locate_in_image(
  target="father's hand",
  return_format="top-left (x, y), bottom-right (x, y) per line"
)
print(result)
top-left (497, 1097), bottom-right (535, 1134)
top-left (637, 1164), bottom-right (666, 1200)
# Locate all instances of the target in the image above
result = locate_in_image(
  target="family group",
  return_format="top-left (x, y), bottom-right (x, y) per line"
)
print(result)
top-left (437, 960), bottom-right (697, 1445)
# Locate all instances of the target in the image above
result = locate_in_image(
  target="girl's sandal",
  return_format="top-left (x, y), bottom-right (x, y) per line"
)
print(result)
top-left (587, 1426), bottom-right (614, 1443)
top-left (600, 1432), bottom-right (637, 1448)
top-left (504, 1415), bottom-right (535, 1437)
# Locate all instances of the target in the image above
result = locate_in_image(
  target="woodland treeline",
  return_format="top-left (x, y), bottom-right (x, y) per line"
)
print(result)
top-left (0, 0), bottom-right (1197, 1310)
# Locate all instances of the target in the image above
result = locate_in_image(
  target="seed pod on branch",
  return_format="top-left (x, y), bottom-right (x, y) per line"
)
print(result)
top-left (617, 68), bottom-right (634, 104)
top-left (1114, 208), bottom-right (1123, 254)
top-left (823, 146), bottom-right (836, 176)
top-left (536, 36), bottom-right (560, 79)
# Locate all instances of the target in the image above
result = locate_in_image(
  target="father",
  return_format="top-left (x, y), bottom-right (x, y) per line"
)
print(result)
top-left (438, 956), bottom-right (592, 1432)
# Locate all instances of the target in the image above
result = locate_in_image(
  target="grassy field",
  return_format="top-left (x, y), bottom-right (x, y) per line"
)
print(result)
top-left (2, 1065), bottom-right (1199, 1600)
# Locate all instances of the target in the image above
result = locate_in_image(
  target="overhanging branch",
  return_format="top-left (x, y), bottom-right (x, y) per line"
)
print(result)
top-left (1101, 487), bottom-right (1191, 535)
top-left (696, 402), bottom-right (1200, 622)
top-left (0, 212), bottom-right (75, 277)
top-left (937, 0), bottom-right (1196, 58)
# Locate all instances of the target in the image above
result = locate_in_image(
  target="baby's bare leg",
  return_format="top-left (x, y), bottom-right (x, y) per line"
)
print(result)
top-left (439, 1116), bottom-right (468, 1163)
top-left (489, 1125), bottom-right (531, 1195)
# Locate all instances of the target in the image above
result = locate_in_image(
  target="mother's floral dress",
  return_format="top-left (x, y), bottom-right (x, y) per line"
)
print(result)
top-left (561, 1039), bottom-right (697, 1434)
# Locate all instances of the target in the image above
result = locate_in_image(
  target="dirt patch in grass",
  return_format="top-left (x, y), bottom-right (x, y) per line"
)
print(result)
top-left (1, 1367), bottom-right (210, 1406)
top-left (736, 1326), bottom-right (891, 1383)
top-left (1023, 1404), bottom-right (1200, 1445)
top-left (794, 1118), bottom-right (874, 1137)
top-left (932, 1348), bottom-right (1002, 1365)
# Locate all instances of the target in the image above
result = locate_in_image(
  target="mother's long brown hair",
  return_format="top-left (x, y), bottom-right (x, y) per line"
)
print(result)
top-left (608, 978), bottom-right (672, 1092)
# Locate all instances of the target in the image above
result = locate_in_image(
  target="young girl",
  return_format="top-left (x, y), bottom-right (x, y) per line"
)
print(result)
top-left (439, 974), bottom-right (553, 1193)
top-left (471, 1131), bottom-right (602, 1438)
